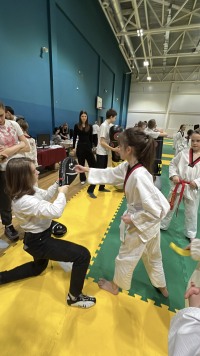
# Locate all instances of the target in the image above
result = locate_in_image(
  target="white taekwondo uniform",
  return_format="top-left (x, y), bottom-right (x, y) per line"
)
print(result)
top-left (161, 148), bottom-right (200, 239)
top-left (169, 238), bottom-right (200, 356)
top-left (88, 161), bottom-right (170, 290)
top-left (173, 131), bottom-right (186, 156)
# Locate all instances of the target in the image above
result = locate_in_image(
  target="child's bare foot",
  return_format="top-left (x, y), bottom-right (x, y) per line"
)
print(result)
top-left (158, 287), bottom-right (169, 298)
top-left (98, 278), bottom-right (119, 295)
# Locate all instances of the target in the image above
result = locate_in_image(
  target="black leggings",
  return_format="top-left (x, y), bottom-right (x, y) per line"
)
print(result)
top-left (1, 227), bottom-right (90, 297)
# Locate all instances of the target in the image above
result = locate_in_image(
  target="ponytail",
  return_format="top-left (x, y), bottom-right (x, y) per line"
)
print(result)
top-left (119, 128), bottom-right (156, 174)
top-left (137, 136), bottom-right (156, 174)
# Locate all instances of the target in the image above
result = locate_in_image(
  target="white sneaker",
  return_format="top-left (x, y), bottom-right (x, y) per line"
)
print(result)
top-left (67, 293), bottom-right (96, 308)
top-left (81, 181), bottom-right (86, 185)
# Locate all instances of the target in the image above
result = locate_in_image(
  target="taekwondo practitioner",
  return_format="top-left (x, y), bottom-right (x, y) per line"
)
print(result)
top-left (75, 128), bottom-right (170, 297)
top-left (173, 124), bottom-right (186, 156)
top-left (161, 129), bottom-right (200, 241)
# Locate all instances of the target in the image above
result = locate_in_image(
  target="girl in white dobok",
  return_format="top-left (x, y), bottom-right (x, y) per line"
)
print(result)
top-left (75, 128), bottom-right (170, 297)
top-left (173, 124), bottom-right (186, 156)
top-left (161, 129), bottom-right (200, 240)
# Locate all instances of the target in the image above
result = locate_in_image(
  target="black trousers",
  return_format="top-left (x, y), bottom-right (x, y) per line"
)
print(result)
top-left (0, 171), bottom-right (12, 226)
top-left (76, 144), bottom-right (96, 193)
top-left (92, 134), bottom-right (98, 147)
top-left (1, 227), bottom-right (90, 297)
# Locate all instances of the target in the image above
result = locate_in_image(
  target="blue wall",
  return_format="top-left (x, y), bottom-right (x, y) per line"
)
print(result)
top-left (0, 0), bottom-right (131, 137)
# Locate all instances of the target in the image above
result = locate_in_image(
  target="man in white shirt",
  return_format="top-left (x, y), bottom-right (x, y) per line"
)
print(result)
top-left (144, 119), bottom-right (167, 138)
top-left (87, 109), bottom-right (119, 198)
top-left (92, 121), bottom-right (100, 148)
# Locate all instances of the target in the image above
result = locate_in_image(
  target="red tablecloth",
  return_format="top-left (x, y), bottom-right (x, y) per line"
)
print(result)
top-left (37, 147), bottom-right (66, 167)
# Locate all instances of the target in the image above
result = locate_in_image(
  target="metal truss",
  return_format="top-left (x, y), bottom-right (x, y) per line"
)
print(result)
top-left (99, 0), bottom-right (200, 82)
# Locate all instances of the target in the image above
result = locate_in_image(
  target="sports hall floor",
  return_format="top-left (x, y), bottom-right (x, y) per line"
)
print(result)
top-left (0, 139), bottom-right (199, 356)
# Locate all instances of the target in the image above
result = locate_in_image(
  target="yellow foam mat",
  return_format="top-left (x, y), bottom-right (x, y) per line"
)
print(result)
top-left (0, 186), bottom-right (174, 355)
top-left (162, 154), bottom-right (174, 158)
top-left (162, 159), bottom-right (171, 166)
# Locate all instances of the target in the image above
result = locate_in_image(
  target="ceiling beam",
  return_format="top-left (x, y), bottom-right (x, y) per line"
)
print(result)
top-left (150, 0), bottom-right (200, 18)
top-left (173, 0), bottom-right (198, 68)
top-left (167, 0), bottom-right (190, 26)
top-left (117, 23), bottom-right (200, 36)
top-left (132, 52), bottom-right (200, 59)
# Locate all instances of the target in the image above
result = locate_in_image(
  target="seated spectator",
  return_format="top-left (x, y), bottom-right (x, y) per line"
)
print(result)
top-left (16, 116), bottom-right (25, 122)
top-left (5, 106), bottom-right (17, 121)
top-left (52, 127), bottom-right (62, 145)
top-left (59, 123), bottom-right (69, 140)
top-left (133, 121), bottom-right (146, 132)
top-left (145, 119), bottom-right (167, 138)
top-left (17, 119), bottom-right (38, 166)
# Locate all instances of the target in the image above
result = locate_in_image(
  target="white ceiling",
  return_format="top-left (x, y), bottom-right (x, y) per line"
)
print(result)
top-left (99, 0), bottom-right (200, 83)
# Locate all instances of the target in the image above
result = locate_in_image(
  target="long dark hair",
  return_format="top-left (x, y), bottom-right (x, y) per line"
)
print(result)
top-left (186, 129), bottom-right (194, 143)
top-left (119, 128), bottom-right (156, 174)
top-left (6, 158), bottom-right (35, 200)
top-left (178, 124), bottom-right (186, 136)
top-left (78, 110), bottom-right (90, 131)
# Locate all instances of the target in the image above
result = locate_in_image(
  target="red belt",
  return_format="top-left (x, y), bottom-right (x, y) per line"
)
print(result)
top-left (170, 180), bottom-right (190, 215)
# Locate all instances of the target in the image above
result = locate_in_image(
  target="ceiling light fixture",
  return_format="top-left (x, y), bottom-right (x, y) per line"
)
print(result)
top-left (147, 76), bottom-right (151, 81)
top-left (143, 60), bottom-right (149, 67)
top-left (137, 29), bottom-right (143, 37)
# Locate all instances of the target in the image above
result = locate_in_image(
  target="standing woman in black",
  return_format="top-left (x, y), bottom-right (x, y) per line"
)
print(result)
top-left (72, 111), bottom-right (97, 198)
